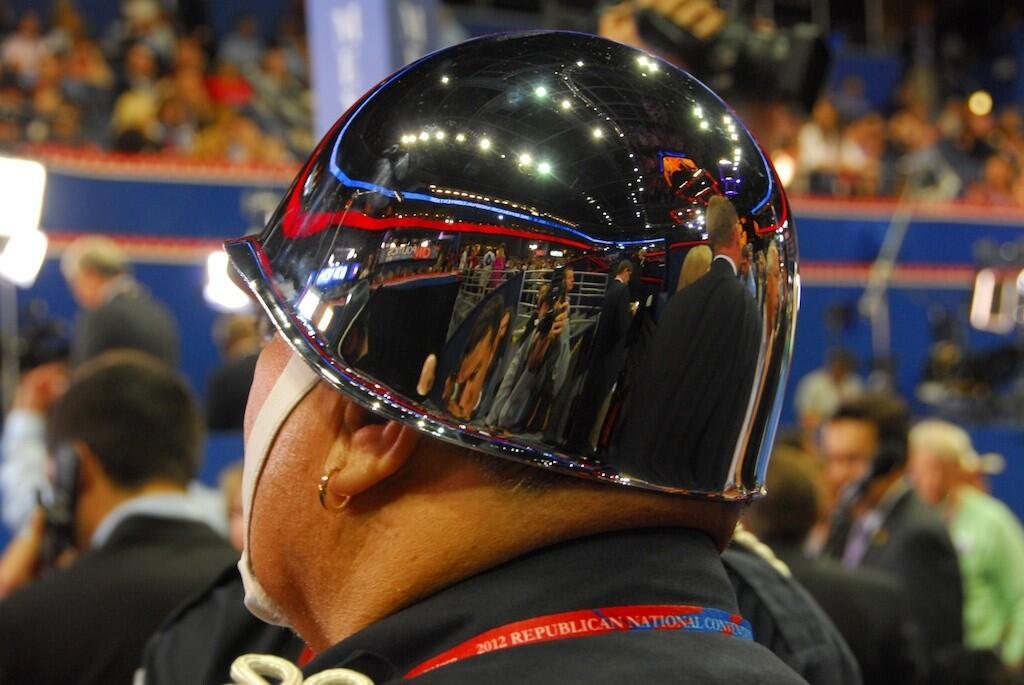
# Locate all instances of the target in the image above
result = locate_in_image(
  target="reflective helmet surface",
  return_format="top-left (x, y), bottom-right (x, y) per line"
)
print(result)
top-left (227, 31), bottom-right (796, 500)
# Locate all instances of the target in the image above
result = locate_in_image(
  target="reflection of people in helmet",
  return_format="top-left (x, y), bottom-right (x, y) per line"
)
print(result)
top-left (224, 31), bottom-right (799, 685)
top-left (440, 296), bottom-right (505, 420)
top-left (616, 196), bottom-right (762, 489)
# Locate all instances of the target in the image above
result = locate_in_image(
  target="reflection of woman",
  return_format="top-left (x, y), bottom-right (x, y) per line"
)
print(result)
top-left (489, 246), bottom-right (506, 290)
top-left (677, 245), bottom-right (712, 292)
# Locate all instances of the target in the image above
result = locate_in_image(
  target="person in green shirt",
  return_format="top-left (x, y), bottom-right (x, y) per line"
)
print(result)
top-left (908, 419), bottom-right (1024, 669)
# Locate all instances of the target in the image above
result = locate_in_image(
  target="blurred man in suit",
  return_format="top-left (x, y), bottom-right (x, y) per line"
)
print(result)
top-left (61, 235), bottom-right (180, 368)
top-left (747, 447), bottom-right (922, 683)
top-left (615, 195), bottom-right (761, 490)
top-left (0, 352), bottom-right (236, 685)
top-left (821, 394), bottom-right (964, 656)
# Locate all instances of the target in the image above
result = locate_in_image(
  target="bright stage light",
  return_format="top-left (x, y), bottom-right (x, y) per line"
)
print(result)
top-left (0, 157), bottom-right (48, 287)
top-left (204, 250), bottom-right (250, 312)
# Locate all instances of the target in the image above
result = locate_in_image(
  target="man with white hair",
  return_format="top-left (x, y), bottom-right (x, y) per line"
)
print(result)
top-left (908, 419), bottom-right (1024, 668)
top-left (61, 235), bottom-right (179, 368)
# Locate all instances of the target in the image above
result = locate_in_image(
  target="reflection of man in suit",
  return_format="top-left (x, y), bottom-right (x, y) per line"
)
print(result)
top-left (567, 260), bottom-right (634, 450)
top-left (614, 196), bottom-right (761, 490)
top-left (821, 394), bottom-right (964, 659)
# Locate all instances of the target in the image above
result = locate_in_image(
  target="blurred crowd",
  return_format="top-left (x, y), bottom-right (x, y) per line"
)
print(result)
top-left (2, 0), bottom-right (1024, 206)
top-left (0, 0), bottom-right (311, 162)
top-left (765, 87), bottom-right (1024, 205)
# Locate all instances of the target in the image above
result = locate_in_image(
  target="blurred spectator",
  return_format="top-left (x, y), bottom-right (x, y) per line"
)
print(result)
top-left (745, 447), bottom-right (922, 684)
top-left (1, 10), bottom-right (47, 87)
top-left (218, 462), bottom-right (244, 552)
top-left (60, 235), bottom-right (180, 368)
top-left (908, 420), bottom-right (1024, 669)
top-left (820, 393), bottom-right (964, 657)
top-left (0, 352), bottom-right (236, 685)
top-left (218, 14), bottom-right (263, 71)
top-left (0, 363), bottom-right (68, 533)
top-left (205, 313), bottom-right (261, 431)
top-left (793, 348), bottom-right (863, 444)
top-left (797, 98), bottom-right (842, 194)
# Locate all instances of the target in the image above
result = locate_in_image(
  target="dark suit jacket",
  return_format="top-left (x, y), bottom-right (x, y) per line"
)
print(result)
top-left (857, 486), bottom-right (964, 655)
top-left (206, 352), bottom-right (260, 431)
top-left (723, 543), bottom-right (862, 685)
top-left (142, 564), bottom-right (305, 685)
top-left (770, 541), bottom-right (922, 685)
top-left (0, 515), bottom-right (236, 685)
top-left (71, 283), bottom-right (180, 368)
top-left (614, 257), bottom-right (762, 489)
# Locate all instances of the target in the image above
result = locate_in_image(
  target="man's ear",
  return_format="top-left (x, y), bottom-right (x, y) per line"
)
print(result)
top-left (324, 399), bottom-right (421, 501)
top-left (73, 441), bottom-right (101, 496)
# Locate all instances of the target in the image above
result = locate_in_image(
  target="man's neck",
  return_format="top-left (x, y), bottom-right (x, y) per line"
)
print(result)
top-left (291, 452), bottom-right (738, 652)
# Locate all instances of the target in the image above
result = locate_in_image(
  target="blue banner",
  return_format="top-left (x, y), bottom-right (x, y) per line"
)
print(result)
top-left (306, 0), bottom-right (440, 139)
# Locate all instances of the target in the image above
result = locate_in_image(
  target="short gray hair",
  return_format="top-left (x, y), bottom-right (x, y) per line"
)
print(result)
top-left (61, 236), bottom-right (127, 281)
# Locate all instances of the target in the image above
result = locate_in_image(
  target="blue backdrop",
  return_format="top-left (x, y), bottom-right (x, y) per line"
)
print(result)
top-left (6, 159), bottom-right (1024, 530)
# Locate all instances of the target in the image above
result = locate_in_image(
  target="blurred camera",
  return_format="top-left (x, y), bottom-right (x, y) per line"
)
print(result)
top-left (635, 6), bottom-right (829, 111)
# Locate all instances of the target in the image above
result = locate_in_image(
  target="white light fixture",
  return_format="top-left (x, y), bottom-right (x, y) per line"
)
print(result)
top-left (203, 250), bottom-right (250, 312)
top-left (0, 157), bottom-right (47, 288)
top-left (537, 161), bottom-right (552, 175)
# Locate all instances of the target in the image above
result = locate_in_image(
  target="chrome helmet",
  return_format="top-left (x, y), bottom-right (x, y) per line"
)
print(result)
top-left (227, 31), bottom-right (796, 500)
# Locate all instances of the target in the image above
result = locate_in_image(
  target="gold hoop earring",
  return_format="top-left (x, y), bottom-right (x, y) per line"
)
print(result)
top-left (317, 468), bottom-right (350, 512)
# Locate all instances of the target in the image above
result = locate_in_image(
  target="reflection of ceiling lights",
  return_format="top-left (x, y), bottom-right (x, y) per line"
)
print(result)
top-left (576, 60), bottom-right (584, 67)
top-left (440, 75), bottom-right (450, 84)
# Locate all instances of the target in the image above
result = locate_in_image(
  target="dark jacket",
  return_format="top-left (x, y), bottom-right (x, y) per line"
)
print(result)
top-left (141, 563), bottom-right (305, 685)
top-left (299, 528), bottom-right (807, 683)
top-left (614, 257), bottom-right (762, 490)
top-left (857, 486), bottom-right (964, 654)
top-left (71, 281), bottom-right (180, 368)
top-left (0, 515), bottom-right (236, 685)
top-left (205, 352), bottom-right (259, 431)
top-left (723, 542), bottom-right (862, 685)
top-left (769, 541), bottom-right (921, 685)
top-left (826, 483), bottom-right (963, 656)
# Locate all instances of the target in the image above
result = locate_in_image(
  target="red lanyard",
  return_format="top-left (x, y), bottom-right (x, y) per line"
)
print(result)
top-left (403, 604), bottom-right (752, 679)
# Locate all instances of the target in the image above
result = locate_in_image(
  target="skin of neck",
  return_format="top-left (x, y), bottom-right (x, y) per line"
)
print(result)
top-left (286, 444), bottom-right (739, 652)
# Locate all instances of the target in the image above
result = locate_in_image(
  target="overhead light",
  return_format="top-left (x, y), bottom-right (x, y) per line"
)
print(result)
top-left (968, 90), bottom-right (993, 117)
top-left (592, 128), bottom-right (603, 139)
top-left (561, 99), bottom-right (572, 110)
top-left (518, 153), bottom-right (532, 166)
top-left (534, 86), bottom-right (548, 98)
top-left (537, 161), bottom-right (552, 175)
top-left (455, 132), bottom-right (466, 143)
top-left (479, 138), bottom-right (491, 151)
top-left (440, 75), bottom-right (450, 84)
top-left (203, 251), bottom-right (250, 312)
top-left (0, 157), bottom-right (47, 287)
top-left (419, 131), bottom-right (429, 141)
top-left (434, 130), bottom-right (446, 141)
